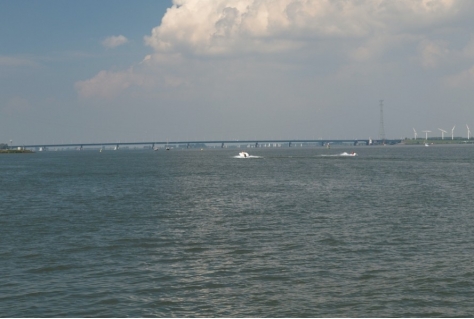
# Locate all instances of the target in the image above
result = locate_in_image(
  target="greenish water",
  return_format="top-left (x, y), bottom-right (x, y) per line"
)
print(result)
top-left (1, 145), bottom-right (474, 317)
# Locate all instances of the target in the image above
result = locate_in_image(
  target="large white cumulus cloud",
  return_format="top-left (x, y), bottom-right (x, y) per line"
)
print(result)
top-left (144, 0), bottom-right (459, 56)
top-left (77, 0), bottom-right (470, 100)
top-left (78, 0), bottom-right (468, 99)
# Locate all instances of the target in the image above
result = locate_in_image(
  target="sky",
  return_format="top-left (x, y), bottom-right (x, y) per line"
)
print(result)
top-left (1, 0), bottom-right (474, 145)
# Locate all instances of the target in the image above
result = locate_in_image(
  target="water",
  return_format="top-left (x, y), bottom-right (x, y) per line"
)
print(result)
top-left (1, 145), bottom-right (474, 317)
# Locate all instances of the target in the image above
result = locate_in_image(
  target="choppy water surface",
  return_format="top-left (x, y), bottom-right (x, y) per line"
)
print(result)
top-left (1, 145), bottom-right (474, 317)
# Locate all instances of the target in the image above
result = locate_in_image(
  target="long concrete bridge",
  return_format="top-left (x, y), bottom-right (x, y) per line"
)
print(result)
top-left (11, 138), bottom-right (402, 150)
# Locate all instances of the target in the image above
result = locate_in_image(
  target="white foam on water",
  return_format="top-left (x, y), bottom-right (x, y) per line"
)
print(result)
top-left (321, 152), bottom-right (357, 157)
top-left (233, 154), bottom-right (262, 159)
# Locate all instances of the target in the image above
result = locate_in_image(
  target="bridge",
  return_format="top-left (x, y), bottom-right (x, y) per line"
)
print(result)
top-left (11, 138), bottom-right (402, 150)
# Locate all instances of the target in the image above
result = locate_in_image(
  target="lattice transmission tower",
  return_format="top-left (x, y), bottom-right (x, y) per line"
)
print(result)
top-left (379, 100), bottom-right (386, 143)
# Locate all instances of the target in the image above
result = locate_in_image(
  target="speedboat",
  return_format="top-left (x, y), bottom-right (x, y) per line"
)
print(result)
top-left (239, 152), bottom-right (249, 158)
top-left (341, 152), bottom-right (357, 156)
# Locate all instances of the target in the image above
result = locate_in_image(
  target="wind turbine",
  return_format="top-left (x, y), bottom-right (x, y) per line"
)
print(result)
top-left (451, 125), bottom-right (456, 140)
top-left (467, 124), bottom-right (471, 140)
top-left (413, 128), bottom-right (418, 140)
top-left (438, 128), bottom-right (447, 140)
top-left (422, 130), bottom-right (431, 141)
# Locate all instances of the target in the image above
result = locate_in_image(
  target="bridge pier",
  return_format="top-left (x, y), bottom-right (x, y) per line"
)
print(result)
top-left (221, 142), bottom-right (225, 148)
top-left (289, 142), bottom-right (292, 148)
top-left (255, 142), bottom-right (259, 148)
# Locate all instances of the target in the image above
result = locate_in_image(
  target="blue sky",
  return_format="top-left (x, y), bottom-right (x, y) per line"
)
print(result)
top-left (2, 0), bottom-right (474, 145)
top-left (0, 1), bottom-right (169, 54)
top-left (1, 0), bottom-right (171, 144)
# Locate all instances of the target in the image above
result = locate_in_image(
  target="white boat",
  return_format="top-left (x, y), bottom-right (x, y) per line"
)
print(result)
top-left (235, 151), bottom-right (262, 159)
top-left (425, 143), bottom-right (429, 147)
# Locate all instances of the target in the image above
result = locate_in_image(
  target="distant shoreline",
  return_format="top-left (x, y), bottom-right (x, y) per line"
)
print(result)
top-left (0, 149), bottom-right (35, 154)
top-left (402, 140), bottom-right (473, 145)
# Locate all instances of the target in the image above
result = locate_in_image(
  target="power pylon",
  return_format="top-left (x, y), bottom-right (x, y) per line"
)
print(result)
top-left (379, 100), bottom-right (386, 143)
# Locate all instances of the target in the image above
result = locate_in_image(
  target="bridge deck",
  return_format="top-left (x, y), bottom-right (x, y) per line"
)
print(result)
top-left (11, 139), bottom-right (402, 149)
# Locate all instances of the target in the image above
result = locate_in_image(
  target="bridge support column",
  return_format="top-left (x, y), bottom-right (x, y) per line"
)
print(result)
top-left (221, 143), bottom-right (225, 148)
top-left (289, 142), bottom-right (292, 148)
top-left (79, 145), bottom-right (83, 151)
top-left (187, 143), bottom-right (190, 149)
top-left (255, 142), bottom-right (259, 148)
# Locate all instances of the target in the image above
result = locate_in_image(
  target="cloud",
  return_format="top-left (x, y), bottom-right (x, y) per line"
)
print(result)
top-left (445, 65), bottom-right (474, 88)
top-left (77, 0), bottom-right (472, 106)
top-left (461, 38), bottom-right (474, 58)
top-left (417, 39), bottom-right (450, 68)
top-left (75, 69), bottom-right (136, 99)
top-left (102, 35), bottom-right (129, 48)
top-left (143, 0), bottom-right (460, 57)
top-left (75, 66), bottom-right (162, 99)
top-left (0, 55), bottom-right (38, 67)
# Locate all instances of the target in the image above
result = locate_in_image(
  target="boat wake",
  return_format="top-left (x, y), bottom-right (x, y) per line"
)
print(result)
top-left (340, 152), bottom-right (357, 156)
top-left (321, 152), bottom-right (358, 157)
top-left (234, 152), bottom-right (262, 159)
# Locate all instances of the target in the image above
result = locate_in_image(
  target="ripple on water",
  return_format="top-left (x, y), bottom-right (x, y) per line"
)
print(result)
top-left (2, 147), bottom-right (474, 316)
